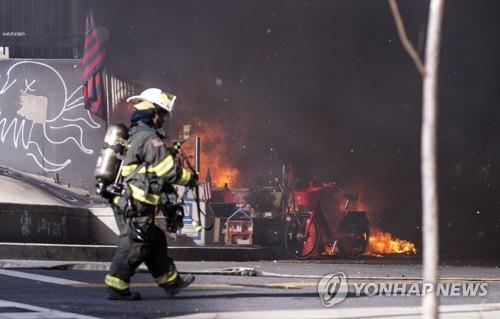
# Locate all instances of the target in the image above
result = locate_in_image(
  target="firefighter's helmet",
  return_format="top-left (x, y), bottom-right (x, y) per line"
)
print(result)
top-left (127, 88), bottom-right (177, 114)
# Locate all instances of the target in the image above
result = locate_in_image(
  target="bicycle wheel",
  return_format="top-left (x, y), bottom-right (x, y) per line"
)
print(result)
top-left (284, 212), bottom-right (320, 259)
top-left (337, 226), bottom-right (370, 258)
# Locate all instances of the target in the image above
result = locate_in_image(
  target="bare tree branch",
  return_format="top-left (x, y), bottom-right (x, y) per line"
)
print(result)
top-left (388, 0), bottom-right (427, 77)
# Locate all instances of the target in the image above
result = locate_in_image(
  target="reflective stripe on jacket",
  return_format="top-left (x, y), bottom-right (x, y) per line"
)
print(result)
top-left (121, 122), bottom-right (193, 206)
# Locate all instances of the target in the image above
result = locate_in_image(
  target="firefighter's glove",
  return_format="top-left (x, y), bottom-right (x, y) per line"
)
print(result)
top-left (192, 220), bottom-right (202, 233)
top-left (186, 173), bottom-right (199, 189)
top-left (169, 142), bottom-right (182, 156)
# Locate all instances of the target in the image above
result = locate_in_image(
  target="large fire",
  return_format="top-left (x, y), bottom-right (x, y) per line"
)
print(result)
top-left (365, 227), bottom-right (417, 256)
top-left (182, 117), bottom-right (245, 188)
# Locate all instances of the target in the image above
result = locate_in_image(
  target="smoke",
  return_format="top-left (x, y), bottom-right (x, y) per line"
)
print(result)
top-left (91, 0), bottom-right (500, 259)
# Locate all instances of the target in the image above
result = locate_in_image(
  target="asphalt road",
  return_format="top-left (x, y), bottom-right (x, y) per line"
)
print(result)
top-left (0, 259), bottom-right (499, 318)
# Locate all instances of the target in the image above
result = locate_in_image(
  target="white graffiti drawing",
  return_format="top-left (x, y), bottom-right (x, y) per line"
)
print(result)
top-left (0, 60), bottom-right (101, 172)
top-left (36, 217), bottom-right (64, 238)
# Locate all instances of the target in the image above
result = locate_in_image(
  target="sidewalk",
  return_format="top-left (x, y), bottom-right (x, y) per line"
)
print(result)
top-left (164, 303), bottom-right (500, 319)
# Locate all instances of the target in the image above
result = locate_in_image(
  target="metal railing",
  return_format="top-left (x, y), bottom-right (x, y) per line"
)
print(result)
top-left (0, 0), bottom-right (83, 59)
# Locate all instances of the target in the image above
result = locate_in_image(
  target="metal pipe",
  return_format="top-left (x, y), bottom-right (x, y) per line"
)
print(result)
top-left (195, 137), bottom-right (201, 174)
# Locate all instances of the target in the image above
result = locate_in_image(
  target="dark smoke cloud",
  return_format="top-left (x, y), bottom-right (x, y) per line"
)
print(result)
top-left (90, 0), bottom-right (500, 259)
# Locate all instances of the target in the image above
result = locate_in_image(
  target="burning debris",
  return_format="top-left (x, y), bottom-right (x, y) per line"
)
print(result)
top-left (365, 227), bottom-right (417, 257)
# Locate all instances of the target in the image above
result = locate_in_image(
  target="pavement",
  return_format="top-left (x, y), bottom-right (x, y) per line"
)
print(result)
top-left (0, 167), bottom-right (499, 317)
top-left (165, 304), bottom-right (500, 319)
top-left (0, 259), bottom-right (499, 318)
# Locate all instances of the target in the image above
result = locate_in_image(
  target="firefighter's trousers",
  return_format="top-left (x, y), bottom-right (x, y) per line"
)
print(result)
top-left (105, 201), bottom-right (177, 290)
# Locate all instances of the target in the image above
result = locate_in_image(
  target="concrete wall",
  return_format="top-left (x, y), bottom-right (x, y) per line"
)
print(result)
top-left (0, 203), bottom-right (119, 245)
top-left (0, 203), bottom-right (92, 244)
top-left (0, 59), bottom-right (106, 190)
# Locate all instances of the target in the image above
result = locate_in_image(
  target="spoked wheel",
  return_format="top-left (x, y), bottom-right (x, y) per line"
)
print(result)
top-left (337, 226), bottom-right (370, 258)
top-left (284, 212), bottom-right (320, 259)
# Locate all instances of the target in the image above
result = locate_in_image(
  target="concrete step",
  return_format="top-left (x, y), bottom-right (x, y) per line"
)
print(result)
top-left (0, 242), bottom-right (276, 262)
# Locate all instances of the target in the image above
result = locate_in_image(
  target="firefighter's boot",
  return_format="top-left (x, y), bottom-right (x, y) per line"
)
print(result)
top-left (106, 287), bottom-right (141, 301)
top-left (162, 274), bottom-right (195, 297)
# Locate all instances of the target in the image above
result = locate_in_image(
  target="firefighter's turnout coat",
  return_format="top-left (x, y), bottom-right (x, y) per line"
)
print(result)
top-left (119, 121), bottom-right (193, 206)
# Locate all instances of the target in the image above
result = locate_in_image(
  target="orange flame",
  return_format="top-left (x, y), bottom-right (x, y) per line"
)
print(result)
top-left (365, 228), bottom-right (417, 256)
top-left (182, 117), bottom-right (245, 187)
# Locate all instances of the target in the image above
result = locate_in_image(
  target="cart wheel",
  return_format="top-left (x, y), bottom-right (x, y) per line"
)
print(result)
top-left (337, 226), bottom-right (370, 258)
top-left (284, 213), bottom-right (320, 259)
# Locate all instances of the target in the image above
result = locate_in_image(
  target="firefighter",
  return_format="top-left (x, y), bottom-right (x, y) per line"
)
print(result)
top-left (105, 88), bottom-right (197, 300)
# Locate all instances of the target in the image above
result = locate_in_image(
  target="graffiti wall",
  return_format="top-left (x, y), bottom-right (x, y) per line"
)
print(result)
top-left (0, 59), bottom-right (105, 190)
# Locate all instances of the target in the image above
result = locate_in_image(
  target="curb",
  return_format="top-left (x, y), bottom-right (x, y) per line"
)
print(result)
top-left (0, 242), bottom-right (275, 262)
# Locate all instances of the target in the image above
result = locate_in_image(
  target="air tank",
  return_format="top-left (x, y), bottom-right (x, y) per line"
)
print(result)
top-left (94, 124), bottom-right (129, 186)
